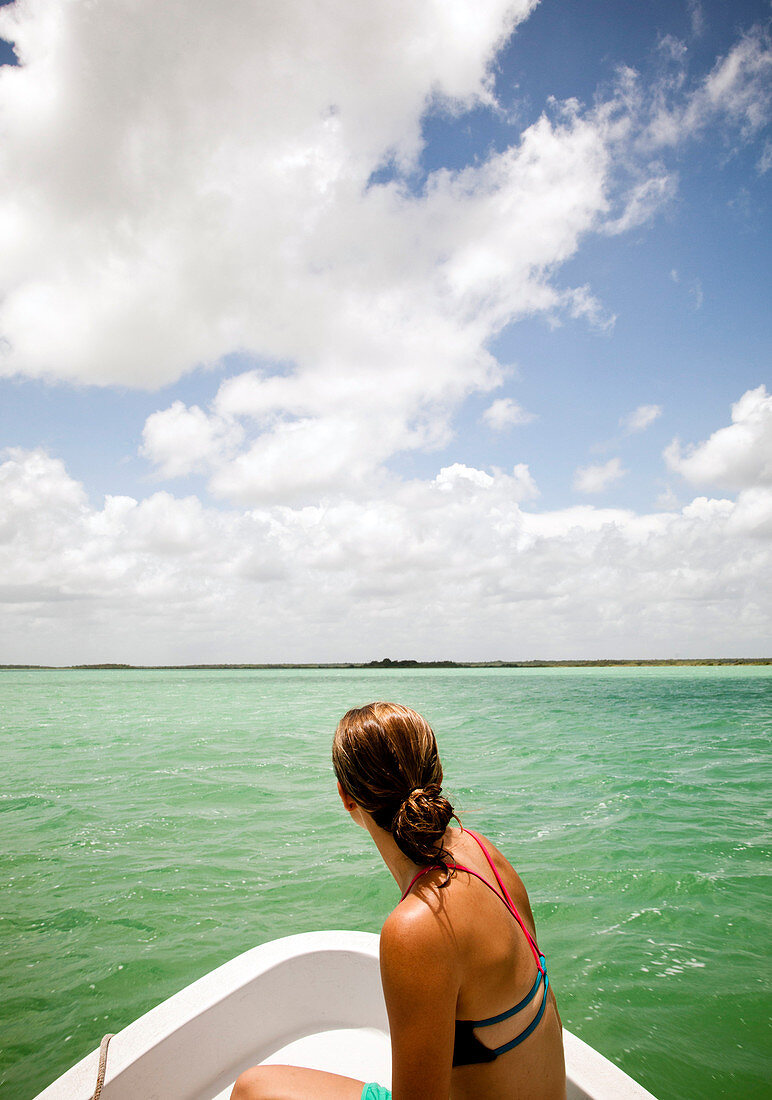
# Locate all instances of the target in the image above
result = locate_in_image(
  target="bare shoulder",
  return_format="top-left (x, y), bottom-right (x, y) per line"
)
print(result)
top-left (380, 891), bottom-right (459, 992)
top-left (381, 893), bottom-right (453, 961)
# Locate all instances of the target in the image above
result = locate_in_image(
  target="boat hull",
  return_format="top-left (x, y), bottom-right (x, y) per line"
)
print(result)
top-left (34, 930), bottom-right (657, 1100)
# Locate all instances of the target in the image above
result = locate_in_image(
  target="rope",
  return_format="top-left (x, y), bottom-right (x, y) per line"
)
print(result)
top-left (91, 1033), bottom-right (114, 1100)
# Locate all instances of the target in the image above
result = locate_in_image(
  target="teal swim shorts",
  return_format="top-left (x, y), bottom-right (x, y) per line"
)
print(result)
top-left (361, 1085), bottom-right (391, 1100)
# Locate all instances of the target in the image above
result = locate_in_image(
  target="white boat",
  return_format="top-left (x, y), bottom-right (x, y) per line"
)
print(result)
top-left (35, 930), bottom-right (658, 1100)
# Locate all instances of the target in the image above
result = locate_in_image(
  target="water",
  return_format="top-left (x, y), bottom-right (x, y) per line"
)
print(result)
top-left (1, 667), bottom-right (770, 1099)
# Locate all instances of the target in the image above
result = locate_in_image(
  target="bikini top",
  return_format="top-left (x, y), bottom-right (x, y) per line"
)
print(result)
top-left (399, 828), bottom-right (549, 1067)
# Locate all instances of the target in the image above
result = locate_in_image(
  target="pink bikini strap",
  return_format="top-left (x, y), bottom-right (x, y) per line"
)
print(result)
top-left (400, 866), bottom-right (433, 900)
top-left (465, 828), bottom-right (518, 908)
top-left (400, 861), bottom-right (497, 902)
top-left (464, 829), bottom-right (543, 969)
top-left (399, 830), bottom-right (543, 974)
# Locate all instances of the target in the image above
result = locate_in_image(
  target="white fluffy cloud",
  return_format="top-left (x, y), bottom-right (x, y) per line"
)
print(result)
top-left (1, 5), bottom-right (770, 661)
top-left (140, 402), bottom-right (244, 479)
top-left (573, 457), bottom-right (627, 494)
top-left (644, 26), bottom-right (772, 147)
top-left (4, 1), bottom-right (767, 499)
top-left (434, 461), bottom-right (538, 500)
top-left (1, 2), bottom-right (768, 508)
top-left (1, 446), bottom-right (769, 662)
top-left (621, 404), bottom-right (662, 433)
top-left (132, 94), bottom-right (617, 500)
top-left (0, 0), bottom-right (543, 390)
top-left (482, 398), bottom-right (536, 430)
top-left (665, 385), bottom-right (772, 489)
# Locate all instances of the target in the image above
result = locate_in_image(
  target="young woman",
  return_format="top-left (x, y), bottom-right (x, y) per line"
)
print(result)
top-left (232, 702), bottom-right (566, 1100)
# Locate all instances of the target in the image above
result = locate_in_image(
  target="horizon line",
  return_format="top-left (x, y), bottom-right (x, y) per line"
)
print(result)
top-left (1, 658), bottom-right (770, 671)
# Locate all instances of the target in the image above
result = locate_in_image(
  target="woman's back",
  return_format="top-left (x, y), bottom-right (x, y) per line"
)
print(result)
top-left (233, 703), bottom-right (565, 1100)
top-left (390, 826), bottom-right (565, 1100)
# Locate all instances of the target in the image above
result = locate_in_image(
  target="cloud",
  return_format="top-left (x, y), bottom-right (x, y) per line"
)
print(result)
top-left (0, 0), bottom-right (556, 392)
top-left (1, 7), bottom-right (770, 663)
top-left (141, 401), bottom-right (243, 479)
top-left (654, 485), bottom-right (681, 512)
top-left (664, 385), bottom-right (772, 490)
top-left (602, 172), bottom-right (677, 235)
top-left (573, 457), bottom-right (627, 493)
top-left (668, 269), bottom-right (703, 310)
top-left (621, 404), bottom-right (662, 434)
top-left (482, 397), bottom-right (535, 430)
top-left (687, 0), bottom-right (706, 40)
top-left (0, 0), bottom-right (632, 501)
top-left (0, 2), bottom-right (768, 508)
top-left (728, 486), bottom-right (772, 538)
top-left (435, 461), bottom-right (539, 501)
top-left (0, 446), bottom-right (86, 518)
top-left (1, 447), bottom-right (769, 662)
top-left (207, 415), bottom-right (388, 504)
top-left (643, 25), bottom-right (772, 148)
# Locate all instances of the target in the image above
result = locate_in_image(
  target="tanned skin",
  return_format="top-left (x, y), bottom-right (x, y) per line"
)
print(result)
top-left (231, 785), bottom-right (565, 1100)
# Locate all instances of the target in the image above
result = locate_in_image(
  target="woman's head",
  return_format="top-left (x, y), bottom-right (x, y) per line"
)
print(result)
top-left (332, 702), bottom-right (455, 868)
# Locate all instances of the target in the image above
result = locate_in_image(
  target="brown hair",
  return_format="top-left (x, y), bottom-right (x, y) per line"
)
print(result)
top-left (332, 702), bottom-right (455, 873)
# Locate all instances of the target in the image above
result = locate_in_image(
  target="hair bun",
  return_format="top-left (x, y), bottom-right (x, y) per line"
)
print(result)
top-left (403, 784), bottom-right (439, 809)
top-left (392, 783), bottom-right (454, 866)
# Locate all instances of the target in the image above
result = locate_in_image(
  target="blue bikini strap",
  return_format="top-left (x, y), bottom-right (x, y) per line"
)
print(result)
top-left (488, 970), bottom-right (550, 1056)
top-left (467, 956), bottom-right (546, 1027)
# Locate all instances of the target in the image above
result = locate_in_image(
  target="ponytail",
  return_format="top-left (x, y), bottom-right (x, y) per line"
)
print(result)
top-left (333, 703), bottom-right (456, 876)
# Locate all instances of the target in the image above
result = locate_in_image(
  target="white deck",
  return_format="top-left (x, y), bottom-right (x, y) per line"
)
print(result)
top-left (35, 931), bottom-right (657, 1100)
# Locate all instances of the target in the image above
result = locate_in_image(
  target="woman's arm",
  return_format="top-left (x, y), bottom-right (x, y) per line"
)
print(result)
top-left (379, 904), bottom-right (458, 1100)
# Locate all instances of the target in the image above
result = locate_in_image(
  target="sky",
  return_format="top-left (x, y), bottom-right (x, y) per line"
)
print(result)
top-left (0, 0), bottom-right (770, 664)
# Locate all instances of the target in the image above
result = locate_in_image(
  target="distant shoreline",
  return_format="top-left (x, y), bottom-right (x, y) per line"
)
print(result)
top-left (2, 658), bottom-right (770, 670)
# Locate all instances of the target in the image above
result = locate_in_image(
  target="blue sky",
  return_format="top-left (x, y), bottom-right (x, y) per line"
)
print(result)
top-left (0, 0), bottom-right (770, 662)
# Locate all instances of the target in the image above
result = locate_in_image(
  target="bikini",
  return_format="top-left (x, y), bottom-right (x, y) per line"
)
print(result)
top-left (399, 829), bottom-right (550, 1067)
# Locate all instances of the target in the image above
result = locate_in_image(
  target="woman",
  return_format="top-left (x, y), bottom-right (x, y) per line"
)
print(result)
top-left (232, 702), bottom-right (565, 1100)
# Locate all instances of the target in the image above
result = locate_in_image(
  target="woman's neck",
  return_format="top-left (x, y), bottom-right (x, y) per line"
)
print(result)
top-left (363, 816), bottom-right (458, 895)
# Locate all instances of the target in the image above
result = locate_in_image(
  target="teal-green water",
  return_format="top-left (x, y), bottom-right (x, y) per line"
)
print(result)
top-left (1, 667), bottom-right (770, 1099)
